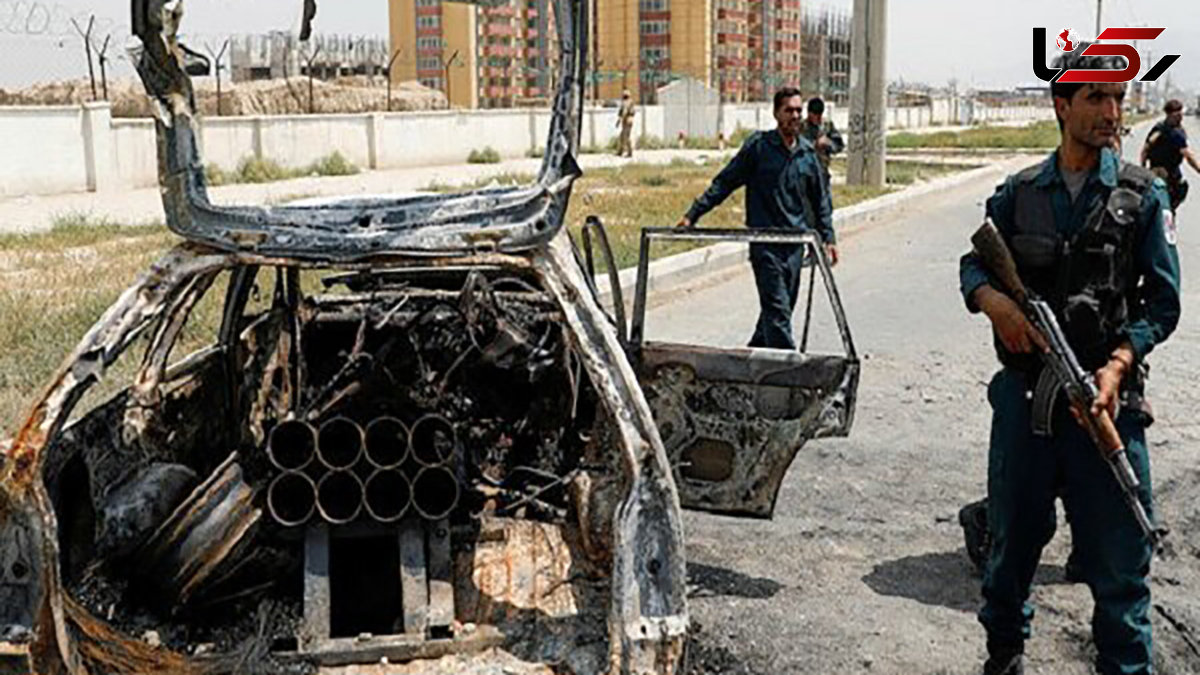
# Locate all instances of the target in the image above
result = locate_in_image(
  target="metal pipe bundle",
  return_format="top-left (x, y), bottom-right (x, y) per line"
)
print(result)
top-left (265, 415), bottom-right (461, 526)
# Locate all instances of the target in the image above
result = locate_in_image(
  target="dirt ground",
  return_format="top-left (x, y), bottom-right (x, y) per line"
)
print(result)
top-left (654, 121), bottom-right (1200, 674)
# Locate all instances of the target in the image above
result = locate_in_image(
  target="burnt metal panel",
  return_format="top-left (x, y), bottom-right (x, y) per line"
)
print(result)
top-left (629, 227), bottom-right (860, 518)
top-left (128, 0), bottom-right (587, 261)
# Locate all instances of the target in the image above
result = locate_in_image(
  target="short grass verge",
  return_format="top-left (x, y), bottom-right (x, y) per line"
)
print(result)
top-left (888, 120), bottom-right (1062, 149)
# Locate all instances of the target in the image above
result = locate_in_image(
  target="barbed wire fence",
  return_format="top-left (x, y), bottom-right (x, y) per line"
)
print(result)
top-left (0, 0), bottom-right (447, 115)
top-left (0, 1), bottom-right (135, 97)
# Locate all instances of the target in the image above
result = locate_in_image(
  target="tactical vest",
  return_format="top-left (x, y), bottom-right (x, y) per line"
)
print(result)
top-left (1146, 122), bottom-right (1184, 172)
top-left (997, 161), bottom-right (1156, 373)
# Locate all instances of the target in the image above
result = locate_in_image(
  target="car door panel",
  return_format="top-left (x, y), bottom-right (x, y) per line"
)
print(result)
top-left (628, 228), bottom-right (859, 518)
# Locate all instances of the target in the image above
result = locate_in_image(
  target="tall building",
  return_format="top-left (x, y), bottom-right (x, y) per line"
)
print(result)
top-left (593, 0), bottom-right (811, 104)
top-left (800, 5), bottom-right (850, 104)
top-left (389, 0), bottom-right (559, 109)
top-left (593, 0), bottom-right (712, 104)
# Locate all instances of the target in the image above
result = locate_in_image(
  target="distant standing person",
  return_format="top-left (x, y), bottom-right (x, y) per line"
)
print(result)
top-left (1141, 98), bottom-right (1200, 213)
top-left (675, 87), bottom-right (836, 349)
top-left (803, 97), bottom-right (845, 184)
top-left (616, 90), bottom-right (636, 158)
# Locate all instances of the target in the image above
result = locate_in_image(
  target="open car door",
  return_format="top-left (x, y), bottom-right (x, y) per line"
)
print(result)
top-left (629, 228), bottom-right (859, 518)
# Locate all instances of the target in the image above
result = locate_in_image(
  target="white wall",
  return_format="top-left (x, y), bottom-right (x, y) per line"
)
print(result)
top-left (0, 106), bottom-right (89, 198)
top-left (111, 119), bottom-right (157, 189)
top-left (0, 100), bottom-right (1057, 198)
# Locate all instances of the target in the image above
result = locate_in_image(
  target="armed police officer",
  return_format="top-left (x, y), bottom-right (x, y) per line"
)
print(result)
top-left (803, 96), bottom-right (845, 185)
top-left (676, 87), bottom-right (835, 349)
top-left (959, 46), bottom-right (1180, 675)
top-left (1141, 98), bottom-right (1200, 213)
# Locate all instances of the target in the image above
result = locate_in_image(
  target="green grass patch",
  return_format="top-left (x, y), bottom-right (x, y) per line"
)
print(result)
top-left (206, 152), bottom-right (360, 186)
top-left (310, 151), bottom-right (360, 177)
top-left (888, 120), bottom-right (1061, 149)
top-left (467, 147), bottom-right (502, 164)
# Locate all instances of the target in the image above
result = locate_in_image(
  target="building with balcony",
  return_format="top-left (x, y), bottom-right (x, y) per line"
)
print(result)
top-left (389, 0), bottom-right (559, 109)
top-left (593, 0), bottom-right (831, 104)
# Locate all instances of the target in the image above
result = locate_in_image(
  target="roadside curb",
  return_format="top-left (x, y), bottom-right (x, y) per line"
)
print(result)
top-left (593, 154), bottom-right (1041, 306)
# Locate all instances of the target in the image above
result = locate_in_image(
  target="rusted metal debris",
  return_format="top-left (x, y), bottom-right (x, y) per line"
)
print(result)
top-left (135, 453), bottom-right (262, 609)
top-left (0, 1), bottom-right (858, 674)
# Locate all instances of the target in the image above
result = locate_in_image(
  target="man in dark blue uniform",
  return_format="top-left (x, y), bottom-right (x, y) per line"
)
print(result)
top-left (676, 87), bottom-right (835, 349)
top-left (1140, 98), bottom-right (1200, 213)
top-left (803, 96), bottom-right (845, 185)
top-left (959, 46), bottom-right (1181, 675)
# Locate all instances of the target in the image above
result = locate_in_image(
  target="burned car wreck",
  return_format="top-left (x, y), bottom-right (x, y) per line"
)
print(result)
top-left (0, 1), bottom-right (858, 673)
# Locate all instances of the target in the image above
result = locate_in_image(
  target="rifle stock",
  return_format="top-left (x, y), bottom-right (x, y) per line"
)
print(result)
top-left (970, 219), bottom-right (1029, 306)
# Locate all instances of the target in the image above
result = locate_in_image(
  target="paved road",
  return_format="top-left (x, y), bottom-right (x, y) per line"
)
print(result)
top-left (653, 120), bottom-right (1200, 674)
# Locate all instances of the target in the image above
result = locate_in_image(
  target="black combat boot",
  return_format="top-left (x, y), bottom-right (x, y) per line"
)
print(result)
top-left (959, 498), bottom-right (992, 574)
top-left (983, 642), bottom-right (1024, 675)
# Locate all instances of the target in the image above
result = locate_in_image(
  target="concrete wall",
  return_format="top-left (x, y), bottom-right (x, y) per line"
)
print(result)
top-left (111, 118), bottom-right (157, 188)
top-left (0, 99), bottom-right (1057, 198)
top-left (0, 106), bottom-right (89, 198)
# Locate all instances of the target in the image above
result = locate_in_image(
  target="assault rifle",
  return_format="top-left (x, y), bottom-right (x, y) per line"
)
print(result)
top-left (971, 219), bottom-right (1160, 546)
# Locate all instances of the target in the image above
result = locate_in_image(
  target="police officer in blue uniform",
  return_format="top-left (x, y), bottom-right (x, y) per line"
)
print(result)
top-left (676, 87), bottom-right (836, 349)
top-left (1141, 98), bottom-right (1200, 213)
top-left (959, 46), bottom-right (1181, 675)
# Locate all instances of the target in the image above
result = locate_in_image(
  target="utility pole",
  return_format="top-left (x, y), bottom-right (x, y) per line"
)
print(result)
top-left (846, 0), bottom-right (886, 187)
top-left (1095, 0), bottom-right (1102, 36)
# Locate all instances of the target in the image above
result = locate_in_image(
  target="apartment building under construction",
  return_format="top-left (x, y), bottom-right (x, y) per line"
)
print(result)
top-left (390, 0), bottom-right (850, 107)
top-left (388, 0), bottom-right (558, 109)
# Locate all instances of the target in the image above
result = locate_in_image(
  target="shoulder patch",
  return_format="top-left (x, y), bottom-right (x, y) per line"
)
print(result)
top-left (1163, 209), bottom-right (1178, 246)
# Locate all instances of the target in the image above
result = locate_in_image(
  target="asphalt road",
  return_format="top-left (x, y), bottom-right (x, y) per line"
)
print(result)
top-left (652, 119), bottom-right (1200, 675)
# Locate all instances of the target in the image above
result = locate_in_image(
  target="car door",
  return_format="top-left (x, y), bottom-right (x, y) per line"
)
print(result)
top-left (628, 227), bottom-right (859, 518)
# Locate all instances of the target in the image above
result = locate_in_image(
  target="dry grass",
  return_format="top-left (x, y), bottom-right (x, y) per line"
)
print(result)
top-left (0, 215), bottom-right (181, 433)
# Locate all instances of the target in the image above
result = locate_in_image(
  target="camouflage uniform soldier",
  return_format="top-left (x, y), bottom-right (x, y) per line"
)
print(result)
top-left (616, 90), bottom-right (636, 158)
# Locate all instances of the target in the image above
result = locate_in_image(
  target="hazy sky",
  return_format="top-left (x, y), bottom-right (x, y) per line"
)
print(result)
top-left (0, 0), bottom-right (1196, 92)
